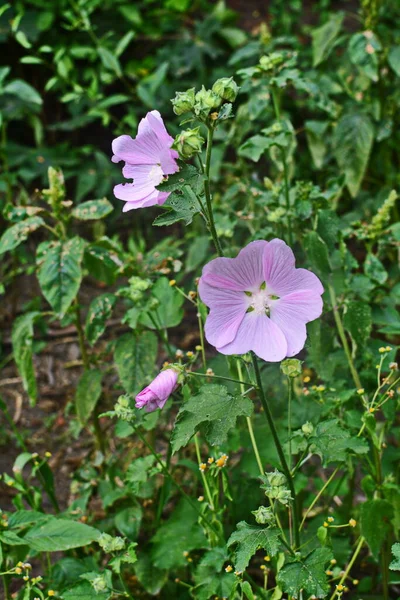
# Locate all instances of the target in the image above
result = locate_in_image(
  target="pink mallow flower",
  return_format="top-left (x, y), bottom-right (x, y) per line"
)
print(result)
top-left (198, 239), bottom-right (324, 362)
top-left (112, 110), bottom-right (179, 212)
top-left (135, 368), bottom-right (179, 412)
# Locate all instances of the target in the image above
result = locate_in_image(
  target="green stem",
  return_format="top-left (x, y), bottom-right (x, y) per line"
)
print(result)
top-left (237, 360), bottom-right (264, 476)
top-left (251, 353), bottom-right (300, 549)
top-left (329, 537), bottom-right (365, 600)
top-left (300, 466), bottom-right (340, 530)
top-left (2, 575), bottom-right (10, 600)
top-left (203, 126), bottom-right (223, 257)
top-left (287, 377), bottom-right (293, 468)
top-left (328, 284), bottom-right (363, 391)
top-left (194, 434), bottom-right (214, 510)
top-left (196, 295), bottom-right (207, 369)
top-left (187, 371), bottom-right (255, 388)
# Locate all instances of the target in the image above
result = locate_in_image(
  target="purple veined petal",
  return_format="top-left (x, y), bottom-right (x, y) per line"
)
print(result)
top-left (146, 111), bottom-right (175, 146)
top-left (217, 311), bottom-right (288, 362)
top-left (135, 369), bottom-right (179, 413)
top-left (269, 290), bottom-right (323, 356)
top-left (115, 164), bottom-right (163, 202)
top-left (263, 239), bottom-right (324, 297)
top-left (198, 278), bottom-right (249, 309)
top-left (157, 191), bottom-right (170, 205)
top-left (204, 300), bottom-right (247, 348)
top-left (201, 240), bottom-right (268, 294)
top-left (159, 147), bottom-right (180, 175)
top-left (112, 130), bottom-right (166, 165)
top-left (118, 188), bottom-right (161, 210)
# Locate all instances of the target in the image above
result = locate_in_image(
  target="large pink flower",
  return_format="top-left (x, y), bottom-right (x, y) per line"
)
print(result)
top-left (198, 239), bottom-right (324, 362)
top-left (112, 110), bottom-right (179, 212)
top-left (135, 368), bottom-right (179, 413)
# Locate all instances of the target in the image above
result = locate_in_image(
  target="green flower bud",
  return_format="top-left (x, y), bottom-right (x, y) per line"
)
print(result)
top-left (301, 421), bottom-right (314, 436)
top-left (171, 88), bottom-right (195, 115)
top-left (115, 395), bottom-right (136, 422)
top-left (92, 576), bottom-right (108, 593)
top-left (259, 52), bottom-right (285, 72)
top-left (98, 533), bottom-right (126, 553)
top-left (266, 469), bottom-right (287, 487)
top-left (252, 506), bottom-right (276, 525)
top-left (174, 127), bottom-right (204, 159)
top-left (212, 77), bottom-right (239, 102)
top-left (281, 359), bottom-right (302, 378)
top-left (194, 86), bottom-right (222, 118)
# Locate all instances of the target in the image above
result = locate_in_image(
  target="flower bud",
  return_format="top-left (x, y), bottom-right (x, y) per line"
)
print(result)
top-left (174, 127), bottom-right (204, 159)
top-left (212, 77), bottom-right (239, 102)
top-left (301, 421), bottom-right (314, 436)
top-left (252, 506), bottom-right (276, 525)
top-left (266, 470), bottom-right (286, 487)
top-left (171, 88), bottom-right (195, 115)
top-left (135, 368), bottom-right (180, 413)
top-left (281, 358), bottom-right (302, 378)
top-left (194, 86), bottom-right (222, 118)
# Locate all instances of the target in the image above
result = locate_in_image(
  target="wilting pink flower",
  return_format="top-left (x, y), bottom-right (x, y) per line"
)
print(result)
top-left (135, 368), bottom-right (179, 412)
top-left (198, 239), bottom-right (324, 362)
top-left (112, 110), bottom-right (179, 212)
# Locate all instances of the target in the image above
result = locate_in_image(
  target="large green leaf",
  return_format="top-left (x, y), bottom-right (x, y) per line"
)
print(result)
top-left (309, 419), bottom-right (368, 466)
top-left (134, 555), bottom-right (168, 596)
top-left (0, 217), bottom-right (44, 255)
top-left (312, 13), bottom-right (344, 67)
top-left (349, 32), bottom-right (381, 82)
top-left (72, 198), bottom-right (113, 221)
top-left (277, 548), bottom-right (333, 598)
top-left (227, 521), bottom-right (280, 571)
top-left (24, 518), bottom-right (100, 551)
top-left (140, 277), bottom-right (184, 330)
top-left (361, 499), bottom-right (394, 559)
top-left (333, 112), bottom-right (374, 197)
top-left (151, 500), bottom-right (207, 569)
top-left (114, 331), bottom-right (158, 395)
top-left (343, 301), bottom-right (372, 353)
top-left (85, 293), bottom-right (116, 346)
top-left (192, 547), bottom-right (236, 600)
top-left (304, 231), bottom-right (331, 279)
top-left (11, 311), bottom-right (41, 404)
top-left (37, 237), bottom-right (85, 317)
top-left (75, 369), bottom-right (103, 425)
top-left (390, 543), bottom-right (400, 571)
top-left (171, 384), bottom-right (253, 453)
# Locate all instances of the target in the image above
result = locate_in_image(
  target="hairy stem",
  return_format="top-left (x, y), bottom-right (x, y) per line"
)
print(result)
top-left (203, 125), bottom-right (223, 257)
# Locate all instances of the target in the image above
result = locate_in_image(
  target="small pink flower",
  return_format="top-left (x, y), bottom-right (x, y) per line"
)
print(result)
top-left (135, 368), bottom-right (179, 412)
top-left (198, 239), bottom-right (324, 362)
top-left (112, 110), bottom-right (179, 212)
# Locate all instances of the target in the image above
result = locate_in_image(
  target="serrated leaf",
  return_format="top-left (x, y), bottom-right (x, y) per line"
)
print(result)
top-left (61, 583), bottom-right (110, 600)
top-left (238, 135), bottom-right (272, 162)
top-left (309, 419), bottom-right (369, 466)
top-left (361, 499), bottom-right (394, 559)
top-left (37, 237), bottom-right (85, 317)
top-left (333, 112), bottom-right (374, 197)
top-left (390, 543), bottom-right (400, 571)
top-left (114, 331), bottom-right (158, 395)
top-left (140, 277), bottom-right (184, 330)
top-left (343, 301), bottom-right (372, 353)
top-left (72, 198), bottom-right (113, 221)
top-left (23, 518), bottom-right (100, 551)
top-left (171, 384), bottom-right (253, 453)
top-left (312, 13), bottom-right (344, 67)
top-left (85, 293), bottom-right (116, 345)
top-left (12, 312), bottom-right (41, 404)
top-left (153, 186), bottom-right (200, 226)
top-left (157, 163), bottom-right (201, 193)
top-left (277, 548), bottom-right (333, 598)
top-left (75, 369), bottom-right (103, 425)
top-left (151, 500), bottom-right (207, 569)
top-left (227, 521), bottom-right (280, 571)
top-left (0, 216), bottom-right (44, 255)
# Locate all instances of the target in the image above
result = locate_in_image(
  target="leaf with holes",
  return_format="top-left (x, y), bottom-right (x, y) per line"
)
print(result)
top-left (277, 548), bottom-right (333, 598)
top-left (0, 216), bottom-right (44, 255)
top-left (75, 369), bottom-right (103, 426)
top-left (85, 293), bottom-right (116, 345)
top-left (227, 522), bottom-right (280, 571)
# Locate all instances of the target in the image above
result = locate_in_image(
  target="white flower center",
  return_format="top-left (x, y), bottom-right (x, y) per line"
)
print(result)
top-left (148, 164), bottom-right (164, 186)
top-left (246, 283), bottom-right (279, 316)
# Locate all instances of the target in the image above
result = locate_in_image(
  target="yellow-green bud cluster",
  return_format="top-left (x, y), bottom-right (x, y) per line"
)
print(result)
top-left (171, 88), bottom-right (195, 115)
top-left (212, 77), bottom-right (239, 102)
top-left (261, 470), bottom-right (292, 506)
top-left (174, 127), bottom-right (204, 159)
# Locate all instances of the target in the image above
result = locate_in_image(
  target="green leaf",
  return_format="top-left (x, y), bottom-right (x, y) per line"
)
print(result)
top-left (115, 506), bottom-right (142, 541)
top-left (192, 547), bottom-right (236, 600)
top-left (390, 543), bottom-right (400, 571)
top-left (12, 312), bottom-right (40, 404)
top-left (4, 79), bottom-right (43, 106)
top-left (171, 384), bottom-right (253, 453)
top-left (75, 369), bottom-right (103, 426)
top-left (238, 135), bottom-right (272, 162)
top-left (361, 499), bottom-right (394, 559)
top-left (134, 555), bottom-right (167, 595)
top-left (388, 46), bottom-right (400, 77)
top-left (61, 583), bottom-right (110, 600)
top-left (72, 198), bottom-right (113, 221)
top-left (37, 237), bottom-right (85, 317)
top-left (349, 32), bottom-right (381, 82)
top-left (333, 112), bottom-right (374, 197)
top-left (85, 293), bottom-right (116, 346)
top-left (309, 419), bottom-right (369, 466)
top-left (15, 30), bottom-right (32, 49)
top-left (364, 252), bottom-right (388, 284)
top-left (84, 244), bottom-right (119, 285)
top-left (114, 331), bottom-right (158, 395)
top-left (304, 231), bottom-right (331, 278)
top-left (0, 217), bottom-right (44, 255)
top-left (23, 518), bottom-right (100, 551)
top-left (277, 548), bottom-right (333, 598)
top-left (98, 47), bottom-right (122, 76)
top-left (151, 500), bottom-right (207, 569)
top-left (227, 521), bottom-right (280, 571)
top-left (305, 121), bottom-right (329, 169)
top-left (153, 186), bottom-right (200, 226)
top-left (140, 277), bottom-right (184, 330)
top-left (343, 301), bottom-right (372, 353)
top-left (312, 13), bottom-right (344, 67)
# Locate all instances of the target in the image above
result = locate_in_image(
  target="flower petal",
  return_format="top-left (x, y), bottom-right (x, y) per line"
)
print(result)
top-left (269, 290), bottom-right (323, 356)
top-left (201, 240), bottom-right (268, 294)
top-left (204, 302), bottom-right (247, 348)
top-left (263, 239), bottom-right (324, 296)
top-left (119, 188), bottom-right (161, 210)
top-left (217, 312), bottom-right (287, 362)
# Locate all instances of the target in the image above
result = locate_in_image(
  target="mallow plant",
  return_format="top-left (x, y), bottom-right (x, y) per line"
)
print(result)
top-left (1, 69), bottom-right (399, 600)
